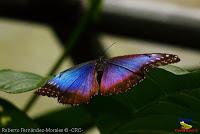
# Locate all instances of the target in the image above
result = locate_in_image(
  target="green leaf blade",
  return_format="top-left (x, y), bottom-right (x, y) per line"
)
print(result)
top-left (0, 69), bottom-right (44, 93)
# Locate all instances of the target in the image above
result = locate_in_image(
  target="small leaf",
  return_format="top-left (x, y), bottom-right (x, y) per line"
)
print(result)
top-left (0, 98), bottom-right (38, 128)
top-left (159, 65), bottom-right (189, 75)
top-left (0, 69), bottom-right (44, 93)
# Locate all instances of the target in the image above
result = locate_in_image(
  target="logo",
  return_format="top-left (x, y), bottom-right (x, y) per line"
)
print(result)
top-left (174, 118), bottom-right (198, 133)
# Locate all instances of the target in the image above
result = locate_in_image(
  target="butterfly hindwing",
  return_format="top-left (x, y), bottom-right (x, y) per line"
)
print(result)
top-left (100, 53), bottom-right (180, 95)
top-left (36, 61), bottom-right (99, 104)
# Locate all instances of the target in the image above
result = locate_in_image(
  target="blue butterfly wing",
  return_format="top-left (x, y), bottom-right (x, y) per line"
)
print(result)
top-left (37, 61), bottom-right (99, 104)
top-left (100, 53), bottom-right (180, 95)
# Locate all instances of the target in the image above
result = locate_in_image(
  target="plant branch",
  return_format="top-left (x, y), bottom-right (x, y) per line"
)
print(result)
top-left (23, 0), bottom-right (102, 113)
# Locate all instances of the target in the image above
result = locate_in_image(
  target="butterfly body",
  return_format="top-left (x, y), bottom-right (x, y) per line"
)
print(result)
top-left (94, 57), bottom-right (108, 84)
top-left (36, 53), bottom-right (180, 105)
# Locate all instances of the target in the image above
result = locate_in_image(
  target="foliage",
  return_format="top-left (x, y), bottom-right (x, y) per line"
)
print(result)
top-left (0, 66), bottom-right (200, 133)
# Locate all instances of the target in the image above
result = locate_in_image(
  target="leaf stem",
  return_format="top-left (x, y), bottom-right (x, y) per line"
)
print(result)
top-left (23, 0), bottom-right (102, 113)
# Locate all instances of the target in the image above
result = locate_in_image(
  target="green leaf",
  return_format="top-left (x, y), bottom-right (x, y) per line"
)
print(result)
top-left (0, 69), bottom-right (44, 93)
top-left (159, 65), bottom-right (189, 75)
top-left (85, 66), bottom-right (200, 134)
top-left (0, 98), bottom-right (38, 128)
top-left (34, 106), bottom-right (94, 132)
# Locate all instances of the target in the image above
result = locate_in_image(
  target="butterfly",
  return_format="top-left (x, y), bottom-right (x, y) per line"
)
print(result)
top-left (36, 53), bottom-right (180, 105)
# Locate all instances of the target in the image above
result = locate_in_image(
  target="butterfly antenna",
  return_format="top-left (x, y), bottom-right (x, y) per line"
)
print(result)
top-left (102, 42), bottom-right (117, 56)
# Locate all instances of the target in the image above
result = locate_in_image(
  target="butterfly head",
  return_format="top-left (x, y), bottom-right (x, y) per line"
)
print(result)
top-left (95, 57), bottom-right (107, 72)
